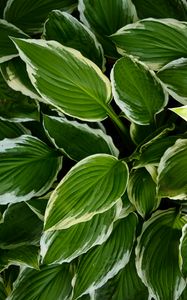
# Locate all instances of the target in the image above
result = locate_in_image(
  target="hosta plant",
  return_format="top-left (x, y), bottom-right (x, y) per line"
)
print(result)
top-left (0, 0), bottom-right (187, 299)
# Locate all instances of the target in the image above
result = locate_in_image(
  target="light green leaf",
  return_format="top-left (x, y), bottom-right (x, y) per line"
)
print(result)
top-left (0, 120), bottom-right (28, 140)
top-left (0, 245), bottom-right (39, 271)
top-left (170, 106), bottom-right (187, 122)
top-left (44, 154), bottom-right (128, 231)
top-left (12, 38), bottom-right (112, 121)
top-left (158, 58), bottom-right (187, 105)
top-left (41, 201), bottom-right (121, 264)
top-left (111, 55), bottom-right (167, 125)
top-left (4, 0), bottom-right (77, 34)
top-left (0, 135), bottom-right (62, 204)
top-left (73, 213), bottom-right (137, 299)
top-left (158, 139), bottom-right (187, 200)
top-left (43, 10), bottom-right (105, 70)
top-left (0, 277), bottom-right (6, 300)
top-left (127, 168), bottom-right (159, 218)
top-left (136, 209), bottom-right (187, 300)
top-left (7, 264), bottom-right (72, 300)
top-left (0, 202), bottom-right (43, 248)
top-left (78, 0), bottom-right (137, 58)
top-left (179, 223), bottom-right (187, 277)
top-left (111, 18), bottom-right (187, 70)
top-left (0, 19), bottom-right (28, 63)
top-left (43, 115), bottom-right (119, 161)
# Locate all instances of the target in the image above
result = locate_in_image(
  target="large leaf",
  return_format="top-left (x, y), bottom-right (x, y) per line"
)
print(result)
top-left (0, 135), bottom-right (62, 204)
top-left (0, 19), bottom-right (27, 63)
top-left (7, 264), bottom-right (72, 300)
top-left (136, 209), bottom-right (187, 300)
top-left (12, 38), bottom-right (112, 121)
top-left (0, 277), bottom-right (6, 300)
top-left (41, 202), bottom-right (121, 264)
top-left (78, 0), bottom-right (137, 58)
top-left (111, 55), bottom-right (167, 125)
top-left (0, 202), bottom-right (43, 248)
top-left (111, 18), bottom-right (187, 70)
top-left (0, 120), bottom-right (28, 140)
top-left (4, 0), bottom-right (77, 34)
top-left (43, 10), bottom-right (105, 70)
top-left (73, 213), bottom-right (137, 299)
top-left (44, 154), bottom-right (128, 231)
top-left (43, 115), bottom-right (119, 161)
top-left (171, 106), bottom-right (187, 122)
top-left (157, 139), bottom-right (187, 200)
top-left (179, 223), bottom-right (187, 277)
top-left (158, 58), bottom-right (187, 105)
top-left (127, 168), bottom-right (159, 218)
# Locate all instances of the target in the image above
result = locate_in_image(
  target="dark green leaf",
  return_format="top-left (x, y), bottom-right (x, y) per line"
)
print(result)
top-left (43, 10), bottom-right (105, 70)
top-left (136, 209), bottom-right (187, 300)
top-left (0, 277), bottom-right (6, 300)
top-left (73, 214), bottom-right (137, 299)
top-left (26, 194), bottom-right (49, 221)
top-left (179, 224), bottom-right (187, 277)
top-left (130, 122), bottom-right (155, 145)
top-left (0, 135), bottom-right (62, 204)
top-left (44, 154), bottom-right (128, 231)
top-left (111, 55), bottom-right (167, 125)
top-left (0, 120), bottom-right (28, 140)
top-left (0, 0), bottom-right (8, 17)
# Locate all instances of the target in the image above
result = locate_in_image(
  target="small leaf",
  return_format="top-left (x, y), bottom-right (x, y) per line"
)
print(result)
top-left (43, 10), bottom-right (105, 70)
top-left (7, 264), bottom-right (72, 300)
top-left (111, 55), bottom-right (167, 125)
top-left (111, 18), bottom-right (187, 70)
top-left (158, 139), bottom-right (187, 200)
top-left (179, 223), bottom-right (187, 277)
top-left (73, 213), bottom-right (137, 299)
top-left (26, 195), bottom-right (49, 221)
top-left (170, 106), bottom-right (187, 122)
top-left (12, 38), bottom-right (112, 121)
top-left (44, 154), bottom-right (128, 231)
top-left (0, 135), bottom-right (62, 204)
top-left (0, 120), bottom-right (28, 140)
top-left (136, 209), bottom-right (187, 300)
top-left (0, 277), bottom-right (6, 300)
top-left (43, 115), bottom-right (119, 161)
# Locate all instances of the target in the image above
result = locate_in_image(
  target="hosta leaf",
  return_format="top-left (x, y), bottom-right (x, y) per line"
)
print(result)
top-left (127, 168), bottom-right (159, 218)
top-left (4, 0), bottom-right (77, 34)
top-left (179, 223), bottom-right (187, 277)
top-left (111, 18), bottom-right (187, 70)
top-left (111, 55), bottom-right (167, 125)
top-left (44, 154), bottom-right (128, 231)
top-left (0, 202), bottom-right (43, 248)
top-left (78, 0), bottom-right (137, 58)
top-left (158, 139), bottom-right (187, 200)
top-left (7, 264), bottom-right (72, 300)
top-left (0, 0), bottom-right (8, 17)
top-left (0, 245), bottom-right (39, 271)
top-left (43, 115), bottom-right (119, 161)
top-left (130, 122), bottom-right (154, 145)
top-left (0, 135), bottom-right (62, 204)
top-left (12, 38), bottom-right (112, 121)
top-left (136, 209), bottom-right (187, 300)
top-left (43, 10), bottom-right (105, 70)
top-left (180, 287), bottom-right (187, 300)
top-left (0, 120), bottom-right (28, 140)
top-left (0, 19), bottom-right (27, 63)
top-left (132, 0), bottom-right (187, 20)
top-left (170, 106), bottom-right (187, 122)
top-left (73, 213), bottom-right (137, 299)
top-left (158, 58), bottom-right (187, 105)
top-left (26, 195), bottom-right (49, 221)
top-left (41, 202), bottom-right (121, 264)
top-left (0, 277), bottom-right (6, 300)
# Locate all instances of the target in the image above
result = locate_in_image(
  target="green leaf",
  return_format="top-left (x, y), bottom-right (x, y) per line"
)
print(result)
top-left (44, 154), bottom-right (128, 231)
top-left (158, 139), bottom-right (187, 200)
top-left (73, 213), bottom-right (137, 299)
top-left (0, 277), bottom-right (6, 300)
top-left (180, 287), bottom-right (187, 300)
top-left (4, 0), bottom-right (77, 34)
top-left (78, 0), bottom-right (137, 58)
top-left (136, 209), bottom-right (187, 300)
top-left (0, 0), bottom-right (8, 17)
top-left (158, 58), bottom-right (187, 105)
top-left (170, 106), bottom-right (187, 122)
top-left (179, 223), bottom-right (187, 277)
top-left (0, 135), bottom-right (62, 204)
top-left (0, 245), bottom-right (39, 271)
top-left (41, 202), bottom-right (121, 264)
top-left (111, 55), bottom-right (167, 125)
top-left (43, 10), bottom-right (105, 70)
top-left (12, 38), bottom-right (112, 121)
top-left (111, 18), bottom-right (187, 70)
top-left (0, 19), bottom-right (28, 63)
top-left (130, 122), bottom-right (154, 145)
top-left (0, 120), bottom-right (28, 140)
top-left (8, 264), bottom-right (72, 300)
top-left (43, 115), bottom-right (119, 161)
top-left (132, 0), bottom-right (187, 20)
top-left (26, 194), bottom-right (49, 221)
top-left (127, 168), bottom-right (159, 218)
top-left (0, 202), bottom-right (43, 248)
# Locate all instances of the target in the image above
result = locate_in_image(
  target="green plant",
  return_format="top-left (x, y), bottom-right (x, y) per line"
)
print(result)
top-left (0, 0), bottom-right (187, 299)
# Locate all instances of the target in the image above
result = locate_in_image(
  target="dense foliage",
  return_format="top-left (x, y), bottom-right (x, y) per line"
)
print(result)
top-left (0, 0), bottom-right (187, 299)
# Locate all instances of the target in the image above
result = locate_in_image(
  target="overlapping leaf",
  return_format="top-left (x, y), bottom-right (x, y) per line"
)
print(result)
top-left (0, 120), bottom-right (28, 140)
top-left (0, 135), bottom-right (62, 204)
top-left (171, 106), bottom-right (187, 122)
top-left (0, 278), bottom-right (6, 300)
top-left (44, 154), bottom-right (128, 231)
top-left (179, 224), bottom-right (187, 277)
